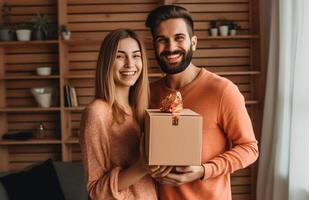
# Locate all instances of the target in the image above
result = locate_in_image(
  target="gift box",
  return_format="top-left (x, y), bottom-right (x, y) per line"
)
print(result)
top-left (144, 109), bottom-right (202, 166)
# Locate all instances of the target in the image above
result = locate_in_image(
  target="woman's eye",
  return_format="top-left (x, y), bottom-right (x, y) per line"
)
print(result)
top-left (116, 54), bottom-right (125, 59)
top-left (133, 54), bottom-right (141, 58)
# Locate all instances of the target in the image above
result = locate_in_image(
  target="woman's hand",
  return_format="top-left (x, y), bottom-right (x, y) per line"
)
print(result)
top-left (139, 133), bottom-right (173, 177)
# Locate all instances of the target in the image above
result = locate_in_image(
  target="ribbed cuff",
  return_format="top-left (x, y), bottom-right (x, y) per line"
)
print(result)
top-left (201, 164), bottom-right (213, 181)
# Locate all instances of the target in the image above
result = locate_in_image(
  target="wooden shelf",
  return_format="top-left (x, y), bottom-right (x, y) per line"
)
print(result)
top-left (0, 139), bottom-right (61, 145)
top-left (0, 75), bottom-right (60, 80)
top-left (64, 74), bottom-right (94, 79)
top-left (148, 73), bottom-right (164, 77)
top-left (63, 34), bottom-right (260, 45)
top-left (0, 107), bottom-right (61, 112)
top-left (64, 107), bottom-right (85, 111)
top-left (203, 34), bottom-right (260, 40)
top-left (149, 71), bottom-right (261, 78)
top-left (1, 71), bottom-right (260, 80)
top-left (65, 137), bottom-right (79, 144)
top-left (63, 38), bottom-right (102, 45)
top-left (215, 71), bottom-right (261, 76)
top-left (0, 40), bottom-right (59, 46)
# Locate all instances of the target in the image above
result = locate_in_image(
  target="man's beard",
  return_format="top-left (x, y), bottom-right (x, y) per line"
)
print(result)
top-left (155, 47), bottom-right (193, 75)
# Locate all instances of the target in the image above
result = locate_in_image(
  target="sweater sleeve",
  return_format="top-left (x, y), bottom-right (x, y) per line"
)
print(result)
top-left (79, 105), bottom-right (131, 200)
top-left (202, 82), bottom-right (259, 180)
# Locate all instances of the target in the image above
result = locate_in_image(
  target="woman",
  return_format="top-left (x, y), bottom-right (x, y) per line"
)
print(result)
top-left (80, 29), bottom-right (157, 200)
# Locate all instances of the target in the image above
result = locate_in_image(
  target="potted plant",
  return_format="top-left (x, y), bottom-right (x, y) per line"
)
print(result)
top-left (209, 20), bottom-right (218, 37)
top-left (60, 25), bottom-right (71, 40)
top-left (229, 22), bottom-right (241, 36)
top-left (45, 21), bottom-right (58, 40)
top-left (0, 3), bottom-right (14, 41)
top-left (30, 13), bottom-right (50, 40)
top-left (218, 20), bottom-right (231, 36)
top-left (16, 23), bottom-right (32, 41)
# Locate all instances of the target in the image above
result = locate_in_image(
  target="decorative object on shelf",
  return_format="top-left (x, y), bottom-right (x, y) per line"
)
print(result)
top-left (209, 20), bottom-right (218, 36)
top-left (31, 87), bottom-right (53, 108)
top-left (36, 122), bottom-right (46, 138)
top-left (60, 25), bottom-right (71, 40)
top-left (229, 22), bottom-right (241, 36)
top-left (16, 23), bottom-right (32, 41)
top-left (36, 67), bottom-right (52, 76)
top-left (218, 20), bottom-right (230, 36)
top-left (2, 131), bottom-right (34, 140)
top-left (30, 13), bottom-right (50, 40)
top-left (0, 3), bottom-right (14, 41)
top-left (45, 21), bottom-right (58, 40)
top-left (64, 84), bottom-right (78, 107)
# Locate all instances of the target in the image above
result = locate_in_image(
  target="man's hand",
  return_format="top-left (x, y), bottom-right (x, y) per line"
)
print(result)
top-left (149, 165), bottom-right (173, 178)
top-left (157, 165), bottom-right (205, 186)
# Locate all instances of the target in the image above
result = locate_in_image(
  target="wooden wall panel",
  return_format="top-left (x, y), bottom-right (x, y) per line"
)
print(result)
top-left (0, 0), bottom-right (262, 199)
top-left (67, 1), bottom-right (158, 39)
top-left (8, 145), bottom-right (61, 171)
top-left (4, 0), bottom-right (57, 25)
top-left (5, 79), bottom-right (59, 107)
top-left (7, 112), bottom-right (60, 139)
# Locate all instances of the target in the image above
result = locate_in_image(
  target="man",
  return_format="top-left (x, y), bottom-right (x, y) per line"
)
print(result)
top-left (145, 5), bottom-right (259, 200)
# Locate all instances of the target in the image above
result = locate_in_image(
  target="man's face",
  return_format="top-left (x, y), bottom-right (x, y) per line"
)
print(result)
top-left (153, 18), bottom-right (197, 74)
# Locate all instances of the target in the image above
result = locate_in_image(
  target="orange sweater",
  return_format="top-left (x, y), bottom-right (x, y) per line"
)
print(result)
top-left (150, 69), bottom-right (259, 200)
top-left (79, 100), bottom-right (157, 200)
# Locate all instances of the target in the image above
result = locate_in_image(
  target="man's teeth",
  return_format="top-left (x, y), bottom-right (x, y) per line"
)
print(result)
top-left (167, 54), bottom-right (181, 59)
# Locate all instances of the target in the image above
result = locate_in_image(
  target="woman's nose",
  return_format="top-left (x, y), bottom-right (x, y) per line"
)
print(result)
top-left (124, 56), bottom-right (134, 68)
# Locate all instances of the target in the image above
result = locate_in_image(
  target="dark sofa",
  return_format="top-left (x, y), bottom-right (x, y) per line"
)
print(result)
top-left (0, 161), bottom-right (88, 200)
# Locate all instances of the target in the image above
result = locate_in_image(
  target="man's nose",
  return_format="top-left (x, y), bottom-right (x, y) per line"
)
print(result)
top-left (166, 40), bottom-right (177, 52)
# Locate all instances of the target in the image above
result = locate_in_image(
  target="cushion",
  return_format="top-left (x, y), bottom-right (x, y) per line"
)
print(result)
top-left (0, 159), bottom-right (65, 200)
top-left (53, 161), bottom-right (88, 200)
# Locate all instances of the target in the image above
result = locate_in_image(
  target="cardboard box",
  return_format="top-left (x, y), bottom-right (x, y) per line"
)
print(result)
top-left (144, 109), bottom-right (202, 166)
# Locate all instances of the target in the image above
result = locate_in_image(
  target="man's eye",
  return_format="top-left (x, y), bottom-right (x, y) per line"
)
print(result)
top-left (175, 36), bottom-right (185, 41)
top-left (156, 38), bottom-right (167, 44)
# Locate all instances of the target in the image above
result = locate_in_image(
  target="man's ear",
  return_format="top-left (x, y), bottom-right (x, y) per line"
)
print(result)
top-left (191, 35), bottom-right (197, 51)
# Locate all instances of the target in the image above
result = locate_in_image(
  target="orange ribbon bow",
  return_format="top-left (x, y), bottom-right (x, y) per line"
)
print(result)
top-left (160, 91), bottom-right (183, 125)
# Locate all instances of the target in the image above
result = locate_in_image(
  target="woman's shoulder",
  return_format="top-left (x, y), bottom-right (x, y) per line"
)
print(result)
top-left (84, 99), bottom-right (112, 116)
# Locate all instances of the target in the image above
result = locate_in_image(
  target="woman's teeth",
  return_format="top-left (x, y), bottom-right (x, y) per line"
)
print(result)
top-left (121, 71), bottom-right (135, 76)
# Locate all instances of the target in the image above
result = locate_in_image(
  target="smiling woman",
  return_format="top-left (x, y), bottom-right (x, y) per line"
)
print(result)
top-left (79, 29), bottom-right (157, 200)
top-left (113, 37), bottom-right (143, 88)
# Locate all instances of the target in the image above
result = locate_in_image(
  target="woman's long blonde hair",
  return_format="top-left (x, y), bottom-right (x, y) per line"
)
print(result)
top-left (95, 29), bottom-right (149, 125)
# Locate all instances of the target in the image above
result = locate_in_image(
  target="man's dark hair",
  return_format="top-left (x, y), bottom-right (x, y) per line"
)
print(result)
top-left (145, 5), bottom-right (194, 37)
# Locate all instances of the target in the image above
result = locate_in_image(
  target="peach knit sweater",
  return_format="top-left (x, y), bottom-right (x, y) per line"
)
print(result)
top-left (80, 100), bottom-right (157, 200)
top-left (150, 68), bottom-right (259, 200)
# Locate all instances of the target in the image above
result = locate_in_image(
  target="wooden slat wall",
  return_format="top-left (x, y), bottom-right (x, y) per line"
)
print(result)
top-left (64, 1), bottom-right (260, 200)
top-left (5, 46), bottom-right (58, 75)
top-left (8, 145), bottom-right (61, 171)
top-left (7, 112), bottom-right (60, 138)
top-left (172, 1), bottom-right (258, 199)
top-left (0, 0), bottom-right (262, 199)
top-left (0, 0), bottom-right (60, 170)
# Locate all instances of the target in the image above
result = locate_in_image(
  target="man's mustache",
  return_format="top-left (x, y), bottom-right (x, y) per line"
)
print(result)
top-left (160, 50), bottom-right (184, 57)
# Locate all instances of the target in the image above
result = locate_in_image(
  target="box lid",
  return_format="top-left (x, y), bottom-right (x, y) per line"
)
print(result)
top-left (146, 109), bottom-right (200, 116)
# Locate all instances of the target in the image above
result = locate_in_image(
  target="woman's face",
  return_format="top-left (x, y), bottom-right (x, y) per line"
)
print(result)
top-left (113, 37), bottom-right (143, 88)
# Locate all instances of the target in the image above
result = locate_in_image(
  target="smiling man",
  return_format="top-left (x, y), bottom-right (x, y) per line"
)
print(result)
top-left (146, 5), bottom-right (259, 200)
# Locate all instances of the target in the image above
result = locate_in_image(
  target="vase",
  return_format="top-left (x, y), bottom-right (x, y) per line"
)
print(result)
top-left (219, 25), bottom-right (229, 36)
top-left (16, 29), bottom-right (32, 41)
